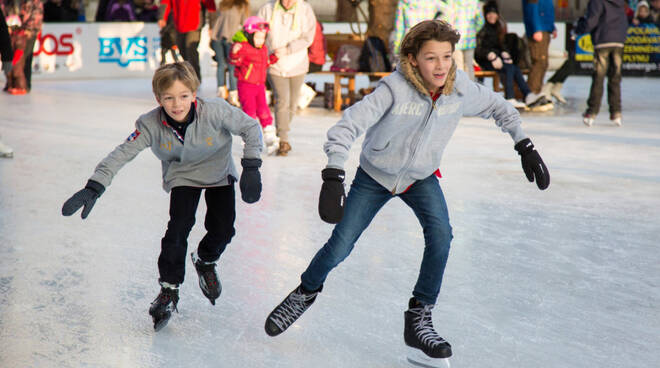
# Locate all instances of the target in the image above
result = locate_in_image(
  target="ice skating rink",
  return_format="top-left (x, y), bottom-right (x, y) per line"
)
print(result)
top-left (1, 75), bottom-right (659, 368)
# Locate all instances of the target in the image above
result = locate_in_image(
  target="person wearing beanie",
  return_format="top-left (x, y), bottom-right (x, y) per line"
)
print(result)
top-left (475, 1), bottom-right (551, 110)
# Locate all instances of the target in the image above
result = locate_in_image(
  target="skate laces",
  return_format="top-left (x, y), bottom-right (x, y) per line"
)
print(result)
top-left (154, 288), bottom-right (179, 313)
top-left (270, 288), bottom-right (316, 331)
top-left (197, 262), bottom-right (218, 289)
top-left (411, 304), bottom-right (446, 347)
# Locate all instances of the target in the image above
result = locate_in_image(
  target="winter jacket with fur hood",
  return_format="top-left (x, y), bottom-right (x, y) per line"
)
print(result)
top-left (257, 0), bottom-right (316, 77)
top-left (324, 59), bottom-right (527, 194)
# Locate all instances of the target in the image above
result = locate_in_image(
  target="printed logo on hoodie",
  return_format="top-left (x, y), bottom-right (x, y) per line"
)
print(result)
top-left (391, 102), bottom-right (425, 116)
top-left (435, 102), bottom-right (461, 116)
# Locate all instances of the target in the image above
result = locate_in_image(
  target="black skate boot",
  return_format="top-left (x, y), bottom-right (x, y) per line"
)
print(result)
top-left (149, 284), bottom-right (179, 332)
top-left (404, 297), bottom-right (452, 367)
top-left (264, 284), bottom-right (321, 336)
top-left (191, 252), bottom-right (221, 305)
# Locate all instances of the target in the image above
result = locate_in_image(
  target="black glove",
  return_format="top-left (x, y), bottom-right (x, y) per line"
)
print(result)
top-left (318, 168), bottom-right (346, 224)
top-left (62, 180), bottom-right (106, 219)
top-left (514, 138), bottom-right (550, 190)
top-left (240, 158), bottom-right (262, 203)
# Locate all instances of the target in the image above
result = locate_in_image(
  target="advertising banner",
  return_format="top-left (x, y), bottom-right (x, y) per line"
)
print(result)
top-left (32, 23), bottom-right (215, 80)
top-left (571, 23), bottom-right (660, 76)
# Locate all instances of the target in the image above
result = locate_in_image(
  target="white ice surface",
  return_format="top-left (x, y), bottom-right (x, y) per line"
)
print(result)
top-left (1, 75), bottom-right (659, 368)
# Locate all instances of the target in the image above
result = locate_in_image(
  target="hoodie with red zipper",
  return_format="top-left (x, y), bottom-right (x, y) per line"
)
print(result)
top-left (229, 30), bottom-right (278, 85)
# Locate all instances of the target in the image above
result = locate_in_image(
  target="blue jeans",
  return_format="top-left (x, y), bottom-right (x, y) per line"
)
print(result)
top-left (301, 167), bottom-right (453, 305)
top-left (211, 38), bottom-right (237, 91)
top-left (498, 63), bottom-right (531, 100)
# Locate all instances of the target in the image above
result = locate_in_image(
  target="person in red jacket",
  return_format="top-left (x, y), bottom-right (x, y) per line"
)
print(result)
top-left (158, 0), bottom-right (216, 82)
top-left (308, 20), bottom-right (326, 72)
top-left (230, 16), bottom-right (280, 155)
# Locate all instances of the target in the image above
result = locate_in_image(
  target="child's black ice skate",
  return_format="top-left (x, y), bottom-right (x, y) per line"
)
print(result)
top-left (191, 252), bottom-right (221, 305)
top-left (149, 284), bottom-right (179, 332)
top-left (264, 284), bottom-right (321, 336)
top-left (404, 297), bottom-right (452, 368)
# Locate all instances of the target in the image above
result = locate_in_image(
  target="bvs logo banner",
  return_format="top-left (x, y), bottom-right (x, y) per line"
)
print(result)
top-left (98, 37), bottom-right (148, 67)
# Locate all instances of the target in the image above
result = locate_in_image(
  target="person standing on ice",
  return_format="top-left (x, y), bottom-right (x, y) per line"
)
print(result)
top-left (230, 16), bottom-right (280, 155)
top-left (61, 61), bottom-right (264, 331)
top-left (257, 0), bottom-right (316, 156)
top-left (264, 20), bottom-right (550, 364)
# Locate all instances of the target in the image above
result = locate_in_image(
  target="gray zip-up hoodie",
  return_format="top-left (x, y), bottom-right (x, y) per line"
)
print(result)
top-left (90, 97), bottom-right (263, 192)
top-left (324, 59), bottom-right (528, 194)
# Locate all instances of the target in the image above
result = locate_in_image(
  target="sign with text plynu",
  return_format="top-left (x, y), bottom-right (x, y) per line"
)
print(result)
top-left (574, 24), bottom-right (660, 76)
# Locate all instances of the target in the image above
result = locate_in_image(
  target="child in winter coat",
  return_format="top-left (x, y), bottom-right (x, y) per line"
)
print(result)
top-left (632, 1), bottom-right (655, 25)
top-left (230, 16), bottom-right (280, 155)
top-left (61, 61), bottom-right (264, 332)
top-left (264, 20), bottom-right (550, 366)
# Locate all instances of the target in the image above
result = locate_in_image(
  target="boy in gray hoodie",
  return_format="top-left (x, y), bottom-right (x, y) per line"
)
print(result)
top-left (264, 20), bottom-right (550, 364)
top-left (62, 61), bottom-right (263, 331)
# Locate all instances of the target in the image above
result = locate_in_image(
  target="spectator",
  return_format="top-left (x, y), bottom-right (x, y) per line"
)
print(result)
top-left (391, 0), bottom-right (443, 59)
top-left (475, 1), bottom-right (549, 110)
top-left (134, 0), bottom-right (158, 22)
top-left (540, 49), bottom-right (573, 104)
top-left (308, 19), bottom-right (325, 72)
top-left (43, 0), bottom-right (79, 21)
top-left (1, 7), bottom-right (13, 157)
top-left (522, 0), bottom-right (556, 110)
top-left (98, 0), bottom-right (136, 21)
top-left (632, 0), bottom-right (654, 24)
top-left (159, 0), bottom-right (216, 82)
top-left (257, 0), bottom-right (316, 156)
top-left (577, 0), bottom-right (628, 127)
top-left (1, 0), bottom-right (43, 95)
top-left (650, 0), bottom-right (660, 25)
top-left (159, 15), bottom-right (178, 65)
top-left (439, 0), bottom-right (483, 81)
top-left (210, 0), bottom-right (248, 104)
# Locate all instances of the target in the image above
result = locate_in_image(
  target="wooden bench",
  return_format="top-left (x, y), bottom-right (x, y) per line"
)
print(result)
top-left (311, 71), bottom-right (391, 112)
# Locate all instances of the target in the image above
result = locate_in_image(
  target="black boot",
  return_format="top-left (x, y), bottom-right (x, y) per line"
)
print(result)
top-left (404, 297), bottom-right (452, 359)
top-left (265, 284), bottom-right (321, 336)
top-left (149, 284), bottom-right (179, 332)
top-left (191, 252), bottom-right (221, 305)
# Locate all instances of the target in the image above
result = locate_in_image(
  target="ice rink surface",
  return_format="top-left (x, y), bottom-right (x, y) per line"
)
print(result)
top-left (1, 74), bottom-right (659, 368)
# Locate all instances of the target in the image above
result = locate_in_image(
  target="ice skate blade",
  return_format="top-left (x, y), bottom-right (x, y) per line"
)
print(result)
top-left (153, 313), bottom-right (171, 332)
top-left (406, 347), bottom-right (451, 368)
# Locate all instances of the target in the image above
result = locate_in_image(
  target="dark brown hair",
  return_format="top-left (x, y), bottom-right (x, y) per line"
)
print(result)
top-left (219, 0), bottom-right (250, 17)
top-left (399, 20), bottom-right (461, 60)
top-left (152, 61), bottom-right (200, 98)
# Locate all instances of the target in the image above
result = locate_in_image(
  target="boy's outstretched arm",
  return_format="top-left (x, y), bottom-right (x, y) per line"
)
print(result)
top-left (463, 78), bottom-right (550, 190)
top-left (62, 119), bottom-right (152, 218)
